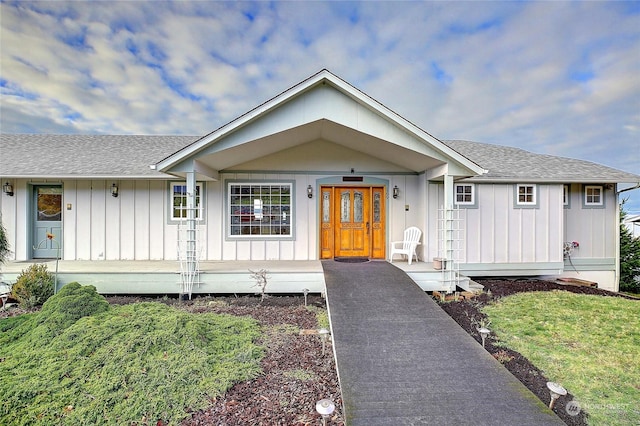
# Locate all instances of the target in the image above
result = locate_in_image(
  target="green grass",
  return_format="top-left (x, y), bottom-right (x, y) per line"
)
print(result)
top-left (483, 290), bottom-right (640, 425)
top-left (0, 291), bottom-right (263, 425)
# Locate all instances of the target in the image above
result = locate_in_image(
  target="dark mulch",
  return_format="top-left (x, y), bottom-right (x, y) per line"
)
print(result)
top-left (107, 295), bottom-right (344, 426)
top-left (438, 278), bottom-right (637, 426)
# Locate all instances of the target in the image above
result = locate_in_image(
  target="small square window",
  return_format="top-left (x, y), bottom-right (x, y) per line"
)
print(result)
top-left (454, 184), bottom-right (475, 205)
top-left (516, 184), bottom-right (536, 206)
top-left (584, 185), bottom-right (603, 207)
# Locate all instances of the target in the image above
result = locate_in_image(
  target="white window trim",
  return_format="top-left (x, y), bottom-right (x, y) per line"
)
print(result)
top-left (563, 184), bottom-right (570, 208)
top-left (515, 184), bottom-right (538, 207)
top-left (227, 181), bottom-right (295, 239)
top-left (170, 182), bottom-right (204, 221)
top-left (454, 183), bottom-right (476, 208)
top-left (583, 185), bottom-right (604, 208)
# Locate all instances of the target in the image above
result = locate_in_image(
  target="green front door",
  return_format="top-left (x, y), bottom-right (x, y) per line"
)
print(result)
top-left (32, 185), bottom-right (63, 258)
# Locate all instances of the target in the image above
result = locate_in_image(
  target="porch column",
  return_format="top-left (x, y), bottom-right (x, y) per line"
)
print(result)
top-left (184, 170), bottom-right (197, 299)
top-left (443, 174), bottom-right (454, 267)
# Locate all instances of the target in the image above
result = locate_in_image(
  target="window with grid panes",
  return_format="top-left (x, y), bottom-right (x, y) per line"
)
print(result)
top-left (229, 183), bottom-right (292, 237)
top-left (516, 184), bottom-right (536, 205)
top-left (454, 184), bottom-right (474, 205)
top-left (171, 182), bottom-right (203, 220)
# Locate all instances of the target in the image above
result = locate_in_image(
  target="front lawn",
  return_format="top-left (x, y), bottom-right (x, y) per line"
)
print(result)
top-left (483, 290), bottom-right (639, 425)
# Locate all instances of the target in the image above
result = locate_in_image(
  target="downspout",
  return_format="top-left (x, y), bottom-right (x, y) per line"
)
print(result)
top-left (615, 182), bottom-right (640, 292)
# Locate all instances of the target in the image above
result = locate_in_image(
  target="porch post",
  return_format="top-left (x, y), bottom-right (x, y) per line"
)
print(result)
top-left (184, 171), bottom-right (197, 299)
top-left (443, 173), bottom-right (454, 264)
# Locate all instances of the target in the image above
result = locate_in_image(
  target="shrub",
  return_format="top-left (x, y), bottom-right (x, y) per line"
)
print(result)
top-left (0, 215), bottom-right (10, 267)
top-left (38, 282), bottom-right (110, 336)
top-left (11, 263), bottom-right (55, 307)
top-left (620, 200), bottom-right (640, 293)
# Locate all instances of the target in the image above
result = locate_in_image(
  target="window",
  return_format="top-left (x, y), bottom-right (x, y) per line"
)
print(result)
top-left (515, 184), bottom-right (537, 207)
top-left (584, 185), bottom-right (604, 207)
top-left (563, 185), bottom-right (570, 208)
top-left (454, 184), bottom-right (475, 206)
top-left (171, 182), bottom-right (203, 220)
top-left (228, 182), bottom-right (292, 237)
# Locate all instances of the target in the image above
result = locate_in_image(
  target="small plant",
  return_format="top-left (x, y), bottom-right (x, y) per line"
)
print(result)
top-left (0, 216), bottom-right (10, 267)
top-left (493, 350), bottom-right (514, 364)
top-left (11, 263), bottom-right (55, 308)
top-left (249, 268), bottom-right (269, 302)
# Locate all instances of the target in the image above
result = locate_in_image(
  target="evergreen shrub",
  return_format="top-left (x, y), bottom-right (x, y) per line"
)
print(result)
top-left (11, 263), bottom-right (55, 307)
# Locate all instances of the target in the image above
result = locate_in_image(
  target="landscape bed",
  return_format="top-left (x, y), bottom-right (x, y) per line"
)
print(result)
top-left (438, 278), bottom-right (639, 426)
top-left (2, 279), bottom-right (637, 425)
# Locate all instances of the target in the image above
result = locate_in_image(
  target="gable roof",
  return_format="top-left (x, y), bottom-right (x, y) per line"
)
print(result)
top-left (444, 140), bottom-right (640, 184)
top-left (154, 69), bottom-right (486, 178)
top-left (0, 134), bottom-right (197, 178)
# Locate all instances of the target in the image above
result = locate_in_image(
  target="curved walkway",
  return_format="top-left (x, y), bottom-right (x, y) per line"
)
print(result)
top-left (322, 260), bottom-right (564, 425)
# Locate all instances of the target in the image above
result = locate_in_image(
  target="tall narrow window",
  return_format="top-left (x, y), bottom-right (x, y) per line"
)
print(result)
top-left (228, 183), bottom-right (292, 237)
top-left (563, 185), bottom-right (570, 208)
top-left (171, 182), bottom-right (203, 220)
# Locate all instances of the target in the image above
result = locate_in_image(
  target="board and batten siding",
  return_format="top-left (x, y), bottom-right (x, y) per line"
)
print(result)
top-left (426, 182), bottom-right (565, 274)
top-left (563, 183), bottom-right (616, 259)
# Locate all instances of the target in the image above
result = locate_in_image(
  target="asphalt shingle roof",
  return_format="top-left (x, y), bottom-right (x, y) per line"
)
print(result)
top-left (443, 139), bottom-right (640, 183)
top-left (0, 134), bottom-right (198, 177)
top-left (1, 134), bottom-right (638, 183)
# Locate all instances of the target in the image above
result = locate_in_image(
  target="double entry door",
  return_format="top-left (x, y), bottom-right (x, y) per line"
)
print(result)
top-left (320, 186), bottom-right (385, 259)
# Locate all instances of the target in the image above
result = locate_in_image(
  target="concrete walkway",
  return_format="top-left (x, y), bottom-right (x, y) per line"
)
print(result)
top-left (322, 260), bottom-right (564, 425)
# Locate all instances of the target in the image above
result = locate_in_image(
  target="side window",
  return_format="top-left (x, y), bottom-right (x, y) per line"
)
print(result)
top-left (583, 185), bottom-right (604, 208)
top-left (515, 184), bottom-right (538, 208)
top-left (171, 182), bottom-right (203, 220)
top-left (454, 183), bottom-right (476, 208)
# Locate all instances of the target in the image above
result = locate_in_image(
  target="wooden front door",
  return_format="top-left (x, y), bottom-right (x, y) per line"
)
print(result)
top-left (320, 186), bottom-right (385, 259)
top-left (32, 185), bottom-right (63, 258)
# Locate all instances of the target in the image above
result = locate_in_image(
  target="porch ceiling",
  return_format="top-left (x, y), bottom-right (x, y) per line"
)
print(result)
top-left (191, 119), bottom-right (446, 174)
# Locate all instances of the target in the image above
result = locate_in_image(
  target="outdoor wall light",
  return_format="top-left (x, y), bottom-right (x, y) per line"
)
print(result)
top-left (318, 327), bottom-right (330, 356)
top-left (3, 182), bottom-right (14, 196)
top-left (315, 398), bottom-right (335, 426)
top-left (393, 185), bottom-right (399, 199)
top-left (546, 381), bottom-right (567, 409)
top-left (478, 327), bottom-right (490, 348)
top-left (307, 185), bottom-right (313, 199)
top-left (111, 183), bottom-right (119, 197)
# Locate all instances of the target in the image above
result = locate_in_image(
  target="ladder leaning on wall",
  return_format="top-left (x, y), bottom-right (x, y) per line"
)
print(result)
top-left (437, 206), bottom-right (465, 293)
top-left (177, 210), bottom-right (203, 299)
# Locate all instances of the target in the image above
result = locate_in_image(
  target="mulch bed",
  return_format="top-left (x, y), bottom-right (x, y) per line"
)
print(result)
top-left (108, 295), bottom-right (344, 426)
top-left (438, 278), bottom-right (637, 426)
top-left (3, 280), bottom-right (636, 425)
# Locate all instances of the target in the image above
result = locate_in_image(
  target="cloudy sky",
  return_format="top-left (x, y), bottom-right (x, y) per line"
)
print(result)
top-left (1, 1), bottom-right (639, 212)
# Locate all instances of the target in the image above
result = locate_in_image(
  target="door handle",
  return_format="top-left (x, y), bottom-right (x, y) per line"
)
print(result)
top-left (366, 221), bottom-right (370, 232)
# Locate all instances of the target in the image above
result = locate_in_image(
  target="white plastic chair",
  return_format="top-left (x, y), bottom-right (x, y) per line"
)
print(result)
top-left (389, 227), bottom-right (422, 265)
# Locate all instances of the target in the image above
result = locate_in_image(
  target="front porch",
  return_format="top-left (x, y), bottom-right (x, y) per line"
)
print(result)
top-left (1, 259), bottom-right (477, 295)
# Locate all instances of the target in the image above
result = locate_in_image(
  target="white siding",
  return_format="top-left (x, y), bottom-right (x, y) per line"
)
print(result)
top-left (427, 182), bottom-right (565, 269)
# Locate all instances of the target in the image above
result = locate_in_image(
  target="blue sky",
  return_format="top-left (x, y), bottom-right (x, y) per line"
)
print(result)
top-left (1, 1), bottom-right (639, 212)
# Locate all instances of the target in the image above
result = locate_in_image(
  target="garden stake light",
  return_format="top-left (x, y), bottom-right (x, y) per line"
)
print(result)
top-left (303, 288), bottom-right (310, 306)
top-left (315, 398), bottom-right (335, 426)
top-left (318, 328), bottom-right (330, 356)
top-left (478, 327), bottom-right (490, 348)
top-left (546, 382), bottom-right (567, 409)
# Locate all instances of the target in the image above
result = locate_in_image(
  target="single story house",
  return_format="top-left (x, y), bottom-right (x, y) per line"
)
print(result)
top-left (1, 70), bottom-right (639, 294)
